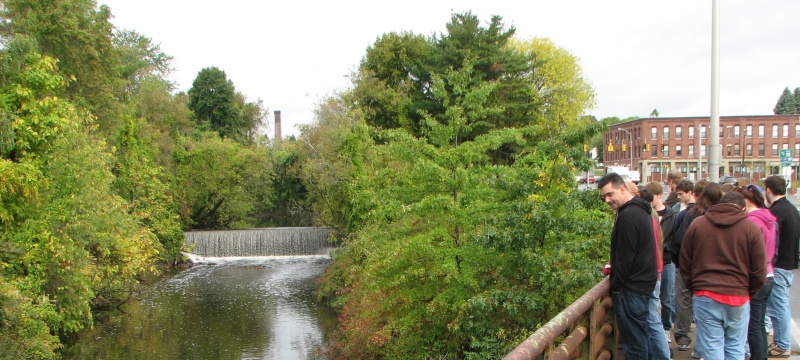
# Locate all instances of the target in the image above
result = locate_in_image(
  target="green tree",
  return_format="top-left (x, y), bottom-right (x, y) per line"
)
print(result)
top-left (773, 87), bottom-right (796, 114)
top-left (355, 32), bottom-right (431, 133)
top-left (296, 93), bottom-right (371, 234)
top-left (354, 12), bottom-right (538, 144)
top-left (172, 133), bottom-right (270, 229)
top-left (1, 47), bottom-right (161, 352)
top-left (187, 67), bottom-right (246, 141)
top-left (0, 0), bottom-right (125, 135)
top-left (264, 143), bottom-right (312, 227)
top-left (794, 87), bottom-right (800, 114)
top-left (509, 37), bottom-right (596, 135)
top-left (128, 77), bottom-right (196, 168)
top-left (235, 92), bottom-right (269, 143)
top-left (319, 54), bottom-right (607, 357)
top-left (114, 116), bottom-right (185, 261)
top-left (113, 29), bottom-right (174, 100)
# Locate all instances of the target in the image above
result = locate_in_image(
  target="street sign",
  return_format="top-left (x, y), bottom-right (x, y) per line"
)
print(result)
top-left (780, 149), bottom-right (793, 166)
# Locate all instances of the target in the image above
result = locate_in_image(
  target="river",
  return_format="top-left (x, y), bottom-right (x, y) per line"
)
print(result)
top-left (63, 254), bottom-right (338, 359)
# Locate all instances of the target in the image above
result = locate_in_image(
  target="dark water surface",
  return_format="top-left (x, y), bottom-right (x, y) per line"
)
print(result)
top-left (64, 255), bottom-right (337, 359)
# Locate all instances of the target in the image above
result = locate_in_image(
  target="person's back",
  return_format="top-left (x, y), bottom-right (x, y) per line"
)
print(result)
top-left (680, 192), bottom-right (766, 360)
top-left (763, 175), bottom-right (800, 356)
top-left (681, 202), bottom-right (766, 297)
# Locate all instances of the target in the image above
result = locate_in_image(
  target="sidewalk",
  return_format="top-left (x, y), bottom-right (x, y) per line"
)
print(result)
top-left (669, 329), bottom-right (800, 360)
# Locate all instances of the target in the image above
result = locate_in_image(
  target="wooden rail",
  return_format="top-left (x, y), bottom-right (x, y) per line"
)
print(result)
top-left (503, 276), bottom-right (617, 360)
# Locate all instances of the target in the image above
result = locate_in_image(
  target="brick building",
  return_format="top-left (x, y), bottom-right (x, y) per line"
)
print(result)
top-left (604, 115), bottom-right (800, 183)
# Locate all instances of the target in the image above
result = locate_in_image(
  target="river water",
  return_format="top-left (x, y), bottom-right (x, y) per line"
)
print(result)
top-left (63, 255), bottom-right (337, 359)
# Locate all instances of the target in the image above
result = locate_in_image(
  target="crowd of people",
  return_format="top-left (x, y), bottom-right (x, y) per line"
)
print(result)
top-left (598, 171), bottom-right (799, 360)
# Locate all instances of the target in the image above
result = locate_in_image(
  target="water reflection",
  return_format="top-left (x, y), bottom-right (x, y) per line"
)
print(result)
top-left (64, 255), bottom-right (336, 360)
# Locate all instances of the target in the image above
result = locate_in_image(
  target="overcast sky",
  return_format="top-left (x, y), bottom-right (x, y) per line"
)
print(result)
top-left (100, 0), bottom-right (800, 137)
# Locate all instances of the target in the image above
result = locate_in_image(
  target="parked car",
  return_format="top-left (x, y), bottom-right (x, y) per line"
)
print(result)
top-left (719, 176), bottom-right (739, 186)
top-left (579, 175), bottom-right (596, 184)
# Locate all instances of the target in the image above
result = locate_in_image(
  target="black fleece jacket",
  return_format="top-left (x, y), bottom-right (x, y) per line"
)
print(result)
top-left (610, 197), bottom-right (658, 294)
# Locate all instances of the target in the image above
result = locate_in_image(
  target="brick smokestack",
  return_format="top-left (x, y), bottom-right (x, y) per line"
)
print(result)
top-left (274, 110), bottom-right (282, 146)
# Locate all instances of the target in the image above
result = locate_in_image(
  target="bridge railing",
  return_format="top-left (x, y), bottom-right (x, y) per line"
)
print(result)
top-left (503, 276), bottom-right (617, 360)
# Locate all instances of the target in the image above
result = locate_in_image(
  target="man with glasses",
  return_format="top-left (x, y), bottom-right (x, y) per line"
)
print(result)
top-left (598, 173), bottom-right (661, 359)
top-left (763, 175), bottom-right (800, 357)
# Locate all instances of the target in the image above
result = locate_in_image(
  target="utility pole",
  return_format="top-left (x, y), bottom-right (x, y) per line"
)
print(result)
top-left (708, 0), bottom-right (721, 182)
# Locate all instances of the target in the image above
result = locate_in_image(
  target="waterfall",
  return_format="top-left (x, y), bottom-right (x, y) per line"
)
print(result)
top-left (184, 227), bottom-right (334, 257)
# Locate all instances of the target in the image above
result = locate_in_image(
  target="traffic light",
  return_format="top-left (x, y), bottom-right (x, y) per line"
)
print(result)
top-left (621, 143), bottom-right (627, 152)
top-left (642, 144), bottom-right (647, 152)
top-left (584, 144), bottom-right (588, 152)
top-left (607, 143), bottom-right (614, 152)
top-left (645, 144), bottom-right (651, 152)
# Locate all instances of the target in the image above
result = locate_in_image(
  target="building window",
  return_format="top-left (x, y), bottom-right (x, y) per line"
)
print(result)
top-left (734, 125), bottom-right (740, 138)
top-left (676, 145), bottom-right (682, 157)
top-left (700, 126), bottom-right (707, 139)
top-left (783, 143), bottom-right (789, 150)
top-left (663, 126), bottom-right (670, 140)
top-left (734, 144), bottom-right (740, 156)
top-left (772, 124), bottom-right (778, 138)
top-left (719, 126), bottom-right (723, 138)
top-left (652, 145), bottom-right (657, 156)
top-left (690, 145), bottom-right (696, 157)
top-left (676, 126), bottom-right (682, 139)
top-left (759, 124), bottom-right (765, 137)
top-left (651, 126), bottom-right (657, 140)
top-left (662, 145), bottom-right (669, 157)
top-left (701, 145), bottom-right (706, 157)
top-left (746, 143), bottom-right (752, 156)
top-left (796, 124), bottom-right (800, 137)
top-left (796, 143), bottom-right (800, 156)
top-left (746, 125), bottom-right (753, 137)
top-left (688, 126), bottom-right (695, 139)
top-left (772, 143), bottom-right (779, 155)
top-left (783, 124), bottom-right (789, 137)
top-left (759, 143), bottom-right (765, 156)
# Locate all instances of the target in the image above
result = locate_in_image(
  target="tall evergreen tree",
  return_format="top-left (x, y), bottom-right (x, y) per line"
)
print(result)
top-left (794, 87), bottom-right (800, 114)
top-left (773, 87), bottom-right (796, 114)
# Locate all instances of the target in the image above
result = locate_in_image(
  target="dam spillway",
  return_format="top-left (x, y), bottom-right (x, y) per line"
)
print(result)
top-left (184, 227), bottom-right (334, 257)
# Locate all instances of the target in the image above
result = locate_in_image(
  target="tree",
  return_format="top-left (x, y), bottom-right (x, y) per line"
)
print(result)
top-left (651, 108), bottom-right (659, 117)
top-left (113, 29), bottom-right (174, 99)
top-left (318, 54), bottom-right (608, 358)
top-left (509, 37), bottom-right (596, 135)
top-left (773, 87), bottom-right (796, 114)
top-left (235, 92), bottom-right (269, 143)
top-left (353, 12), bottom-right (539, 144)
top-left (1, 46), bottom-right (161, 354)
top-left (0, 0), bottom-right (125, 135)
top-left (172, 133), bottom-right (270, 229)
top-left (297, 93), bottom-right (369, 233)
top-left (794, 87), bottom-right (800, 114)
top-left (187, 67), bottom-right (244, 140)
top-left (354, 32), bottom-right (431, 133)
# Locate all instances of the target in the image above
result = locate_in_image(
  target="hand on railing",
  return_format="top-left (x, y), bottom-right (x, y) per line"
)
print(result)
top-left (602, 263), bottom-right (612, 276)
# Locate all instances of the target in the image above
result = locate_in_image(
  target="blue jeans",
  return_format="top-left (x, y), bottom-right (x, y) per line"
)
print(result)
top-left (613, 288), bottom-right (652, 359)
top-left (693, 295), bottom-right (750, 360)
top-left (766, 268), bottom-right (793, 350)
top-left (649, 279), bottom-right (671, 360)
top-left (748, 277), bottom-right (773, 360)
top-left (660, 263), bottom-right (676, 330)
